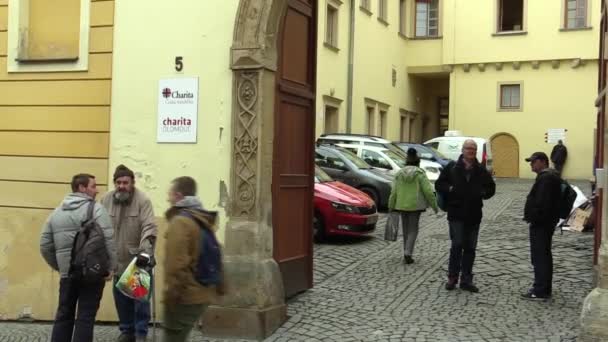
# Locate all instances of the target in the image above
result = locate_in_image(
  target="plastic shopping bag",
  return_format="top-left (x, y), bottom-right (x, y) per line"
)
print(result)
top-left (115, 258), bottom-right (151, 302)
top-left (384, 212), bottom-right (400, 242)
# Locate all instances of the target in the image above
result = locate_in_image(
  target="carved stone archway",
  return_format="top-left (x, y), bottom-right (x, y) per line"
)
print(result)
top-left (201, 1), bottom-right (289, 340)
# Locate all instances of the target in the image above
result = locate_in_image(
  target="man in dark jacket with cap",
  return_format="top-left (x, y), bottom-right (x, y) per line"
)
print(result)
top-left (522, 152), bottom-right (561, 300)
top-left (435, 139), bottom-right (496, 293)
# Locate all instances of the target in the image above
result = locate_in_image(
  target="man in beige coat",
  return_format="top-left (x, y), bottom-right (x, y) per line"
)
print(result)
top-left (101, 165), bottom-right (157, 342)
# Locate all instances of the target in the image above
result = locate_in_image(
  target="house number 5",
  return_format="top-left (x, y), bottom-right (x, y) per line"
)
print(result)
top-left (175, 57), bottom-right (183, 72)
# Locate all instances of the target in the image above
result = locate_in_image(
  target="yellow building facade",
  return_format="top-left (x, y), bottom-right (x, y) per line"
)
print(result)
top-left (317, 0), bottom-right (599, 179)
top-left (0, 0), bottom-right (600, 334)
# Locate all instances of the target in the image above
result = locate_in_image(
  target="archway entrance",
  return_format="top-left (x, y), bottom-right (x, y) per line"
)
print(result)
top-left (491, 133), bottom-right (519, 178)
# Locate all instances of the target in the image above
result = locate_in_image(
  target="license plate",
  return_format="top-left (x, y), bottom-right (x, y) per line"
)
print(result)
top-left (367, 215), bottom-right (378, 224)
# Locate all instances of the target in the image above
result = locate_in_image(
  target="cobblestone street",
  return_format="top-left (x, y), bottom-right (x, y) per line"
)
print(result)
top-left (0, 180), bottom-right (595, 341)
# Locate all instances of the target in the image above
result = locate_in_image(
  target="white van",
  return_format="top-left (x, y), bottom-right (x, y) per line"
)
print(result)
top-left (424, 134), bottom-right (494, 174)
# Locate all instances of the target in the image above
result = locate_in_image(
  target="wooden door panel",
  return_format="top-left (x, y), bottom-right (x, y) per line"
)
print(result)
top-left (273, 0), bottom-right (316, 297)
top-left (491, 134), bottom-right (519, 178)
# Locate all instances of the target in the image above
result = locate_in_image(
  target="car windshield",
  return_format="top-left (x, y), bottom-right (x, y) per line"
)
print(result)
top-left (425, 146), bottom-right (448, 159)
top-left (388, 143), bottom-right (408, 158)
top-left (315, 166), bottom-right (334, 183)
top-left (339, 149), bottom-right (371, 169)
top-left (384, 150), bottom-right (406, 168)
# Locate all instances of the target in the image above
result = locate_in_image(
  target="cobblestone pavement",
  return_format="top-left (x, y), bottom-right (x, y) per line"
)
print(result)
top-left (0, 179), bottom-right (595, 341)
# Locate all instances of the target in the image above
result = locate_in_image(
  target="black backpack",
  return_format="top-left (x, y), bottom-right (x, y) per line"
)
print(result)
top-left (179, 210), bottom-right (222, 287)
top-left (559, 180), bottom-right (577, 220)
top-left (70, 201), bottom-right (110, 281)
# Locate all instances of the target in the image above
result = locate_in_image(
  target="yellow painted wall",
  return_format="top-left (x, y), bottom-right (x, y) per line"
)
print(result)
top-left (451, 62), bottom-right (598, 179)
top-left (0, 0), bottom-right (114, 321)
top-left (107, 0), bottom-right (239, 320)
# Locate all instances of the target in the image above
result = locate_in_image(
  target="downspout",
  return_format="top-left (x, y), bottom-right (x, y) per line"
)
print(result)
top-left (346, 0), bottom-right (355, 133)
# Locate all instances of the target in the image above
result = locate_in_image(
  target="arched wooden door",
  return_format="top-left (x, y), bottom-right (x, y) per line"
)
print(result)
top-left (272, 0), bottom-right (317, 297)
top-left (491, 133), bottom-right (519, 178)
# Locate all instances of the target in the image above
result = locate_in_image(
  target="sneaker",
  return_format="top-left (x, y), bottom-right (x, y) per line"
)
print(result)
top-left (445, 276), bottom-right (458, 291)
top-left (460, 283), bottom-right (479, 293)
top-left (521, 291), bottom-right (550, 300)
top-left (404, 255), bottom-right (414, 264)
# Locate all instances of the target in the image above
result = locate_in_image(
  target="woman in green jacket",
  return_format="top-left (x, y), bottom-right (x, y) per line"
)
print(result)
top-left (388, 148), bottom-right (438, 264)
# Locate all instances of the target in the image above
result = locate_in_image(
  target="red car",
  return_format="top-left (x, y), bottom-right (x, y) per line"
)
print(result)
top-left (314, 166), bottom-right (379, 241)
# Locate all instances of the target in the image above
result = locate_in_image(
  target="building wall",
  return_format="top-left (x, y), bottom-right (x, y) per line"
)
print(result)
top-left (104, 0), bottom-right (239, 321)
top-left (451, 62), bottom-right (598, 179)
top-left (0, 0), bottom-right (114, 320)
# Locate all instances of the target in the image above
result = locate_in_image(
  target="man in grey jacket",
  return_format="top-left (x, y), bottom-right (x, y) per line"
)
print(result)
top-left (101, 165), bottom-right (157, 342)
top-left (40, 173), bottom-right (116, 342)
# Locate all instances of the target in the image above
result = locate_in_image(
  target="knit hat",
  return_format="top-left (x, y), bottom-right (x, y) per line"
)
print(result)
top-left (113, 164), bottom-right (135, 181)
top-left (406, 148), bottom-right (420, 164)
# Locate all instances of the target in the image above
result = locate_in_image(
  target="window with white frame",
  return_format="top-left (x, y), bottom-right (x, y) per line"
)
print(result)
top-left (415, 0), bottom-right (439, 37)
top-left (499, 84), bottom-right (522, 110)
top-left (325, 3), bottom-right (339, 48)
top-left (565, 0), bottom-right (588, 29)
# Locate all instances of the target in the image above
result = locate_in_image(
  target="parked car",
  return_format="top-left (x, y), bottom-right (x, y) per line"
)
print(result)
top-left (315, 145), bottom-right (393, 209)
top-left (313, 166), bottom-right (378, 241)
top-left (317, 134), bottom-right (408, 159)
top-left (424, 133), bottom-right (494, 173)
top-left (394, 142), bottom-right (451, 168)
top-left (333, 143), bottom-right (442, 183)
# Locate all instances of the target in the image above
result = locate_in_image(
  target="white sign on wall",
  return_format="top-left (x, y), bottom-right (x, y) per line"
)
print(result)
top-left (157, 77), bottom-right (199, 143)
top-left (545, 128), bottom-right (567, 144)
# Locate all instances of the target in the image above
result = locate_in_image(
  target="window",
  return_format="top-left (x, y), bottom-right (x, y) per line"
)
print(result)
top-left (399, 0), bottom-right (407, 34)
top-left (499, 84), bottom-right (522, 110)
top-left (325, 4), bottom-right (339, 48)
top-left (379, 0), bottom-right (388, 22)
top-left (565, 0), bottom-right (588, 29)
top-left (438, 97), bottom-right (449, 136)
top-left (366, 106), bottom-right (376, 135)
top-left (362, 150), bottom-right (392, 170)
top-left (316, 150), bottom-right (348, 171)
top-left (415, 0), bottom-right (439, 37)
top-left (324, 106), bottom-right (339, 134)
top-left (400, 115), bottom-right (408, 141)
top-left (7, 0), bottom-right (91, 72)
top-left (379, 110), bottom-right (387, 138)
top-left (498, 0), bottom-right (524, 32)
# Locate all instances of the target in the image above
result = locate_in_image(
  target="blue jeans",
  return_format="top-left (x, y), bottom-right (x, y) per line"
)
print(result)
top-left (113, 276), bottom-right (152, 337)
top-left (448, 221), bottom-right (480, 284)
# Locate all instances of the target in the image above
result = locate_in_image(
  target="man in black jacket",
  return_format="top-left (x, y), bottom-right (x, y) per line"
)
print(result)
top-left (522, 152), bottom-right (561, 300)
top-left (435, 140), bottom-right (496, 293)
top-left (550, 140), bottom-right (568, 175)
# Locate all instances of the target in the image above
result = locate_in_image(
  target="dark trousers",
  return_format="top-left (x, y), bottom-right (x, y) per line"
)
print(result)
top-left (51, 277), bottom-right (105, 342)
top-left (554, 162), bottom-right (564, 175)
top-left (448, 221), bottom-right (480, 284)
top-left (113, 276), bottom-right (152, 337)
top-left (529, 224), bottom-right (555, 296)
top-left (162, 304), bottom-right (206, 342)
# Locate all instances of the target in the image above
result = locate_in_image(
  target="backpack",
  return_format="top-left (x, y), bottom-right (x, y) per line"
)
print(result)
top-left (178, 211), bottom-right (222, 287)
top-left (559, 180), bottom-right (577, 220)
top-left (70, 202), bottom-right (110, 281)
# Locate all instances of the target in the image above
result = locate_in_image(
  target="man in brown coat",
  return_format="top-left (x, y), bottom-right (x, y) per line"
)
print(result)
top-left (101, 165), bottom-right (157, 342)
top-left (163, 176), bottom-right (224, 342)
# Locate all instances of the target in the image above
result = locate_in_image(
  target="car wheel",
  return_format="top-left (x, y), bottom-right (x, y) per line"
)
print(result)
top-left (360, 187), bottom-right (379, 207)
top-left (313, 212), bottom-right (326, 243)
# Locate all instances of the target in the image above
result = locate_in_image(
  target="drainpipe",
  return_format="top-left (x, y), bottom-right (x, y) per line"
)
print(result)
top-left (346, 0), bottom-right (355, 133)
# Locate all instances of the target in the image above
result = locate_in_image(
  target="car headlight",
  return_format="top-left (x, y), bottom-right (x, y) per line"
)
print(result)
top-left (331, 202), bottom-right (360, 214)
top-left (424, 167), bottom-right (440, 174)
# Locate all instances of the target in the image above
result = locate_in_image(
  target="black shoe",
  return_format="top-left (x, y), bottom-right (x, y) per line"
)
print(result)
top-left (445, 277), bottom-right (458, 291)
top-left (117, 334), bottom-right (135, 342)
top-left (521, 290), bottom-right (550, 300)
top-left (404, 255), bottom-right (414, 264)
top-left (460, 283), bottom-right (479, 293)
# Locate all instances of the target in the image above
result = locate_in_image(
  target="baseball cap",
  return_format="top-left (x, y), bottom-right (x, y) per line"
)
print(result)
top-left (525, 152), bottom-right (549, 163)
